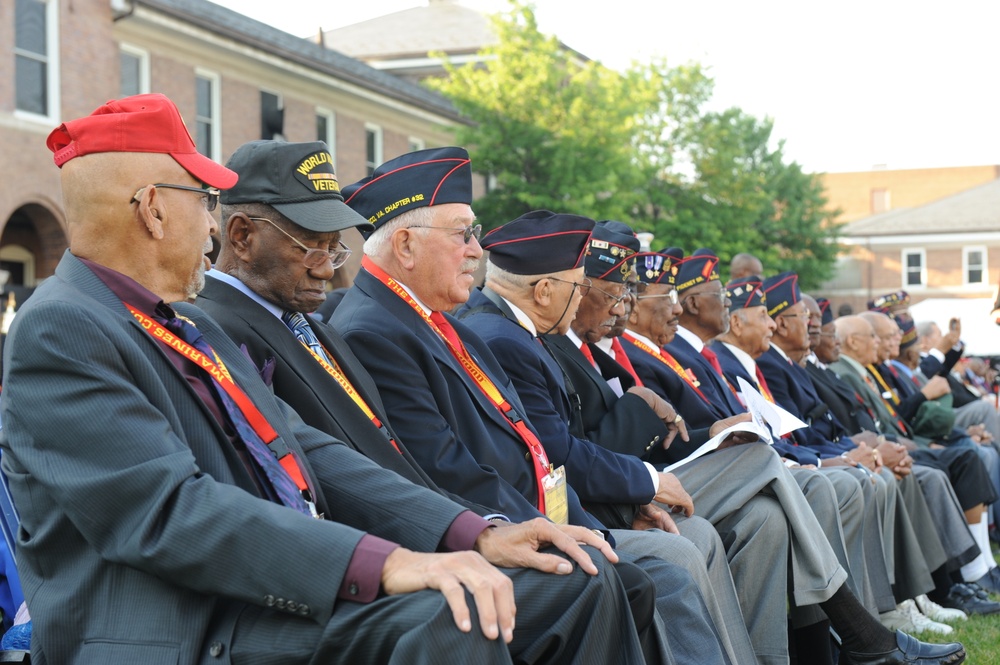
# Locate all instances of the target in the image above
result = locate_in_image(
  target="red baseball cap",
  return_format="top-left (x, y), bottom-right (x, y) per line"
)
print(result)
top-left (46, 93), bottom-right (237, 189)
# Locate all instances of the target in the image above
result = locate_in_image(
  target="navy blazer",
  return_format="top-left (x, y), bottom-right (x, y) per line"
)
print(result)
top-left (458, 288), bottom-right (657, 509)
top-left (332, 269), bottom-right (603, 529)
top-left (756, 347), bottom-right (854, 457)
top-left (663, 333), bottom-right (745, 418)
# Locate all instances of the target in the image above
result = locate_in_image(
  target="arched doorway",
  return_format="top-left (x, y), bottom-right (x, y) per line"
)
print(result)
top-left (0, 203), bottom-right (67, 293)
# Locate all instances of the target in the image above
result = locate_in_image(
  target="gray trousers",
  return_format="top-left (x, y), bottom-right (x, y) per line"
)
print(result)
top-left (910, 464), bottom-right (979, 570)
top-left (668, 444), bottom-right (847, 665)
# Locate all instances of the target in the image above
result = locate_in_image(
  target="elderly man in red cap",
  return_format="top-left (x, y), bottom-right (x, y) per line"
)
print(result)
top-left (0, 95), bottom-right (650, 664)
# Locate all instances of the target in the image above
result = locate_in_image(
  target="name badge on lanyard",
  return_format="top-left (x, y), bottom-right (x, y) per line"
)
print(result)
top-left (542, 465), bottom-right (569, 525)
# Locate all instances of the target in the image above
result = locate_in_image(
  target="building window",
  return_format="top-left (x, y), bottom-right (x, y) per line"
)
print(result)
top-left (195, 70), bottom-right (220, 161)
top-left (14, 0), bottom-right (59, 121)
top-left (902, 249), bottom-right (926, 288)
top-left (260, 90), bottom-right (284, 141)
top-left (316, 108), bottom-right (335, 160)
top-left (408, 137), bottom-right (425, 153)
top-left (871, 189), bottom-right (891, 214)
top-left (365, 124), bottom-right (382, 176)
top-left (119, 44), bottom-right (149, 97)
top-left (963, 246), bottom-right (987, 286)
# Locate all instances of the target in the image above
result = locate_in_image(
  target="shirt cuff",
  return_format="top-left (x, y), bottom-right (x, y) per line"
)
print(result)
top-left (930, 348), bottom-right (945, 362)
top-left (439, 511), bottom-right (492, 553)
top-left (643, 461), bottom-right (659, 495)
top-left (338, 534), bottom-right (399, 603)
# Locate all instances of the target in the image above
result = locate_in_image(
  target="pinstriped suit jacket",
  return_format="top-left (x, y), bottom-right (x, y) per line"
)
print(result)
top-left (0, 251), bottom-right (469, 664)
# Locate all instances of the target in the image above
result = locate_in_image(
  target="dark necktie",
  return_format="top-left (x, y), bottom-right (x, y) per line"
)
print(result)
top-left (164, 316), bottom-right (311, 516)
top-left (282, 311), bottom-right (331, 363)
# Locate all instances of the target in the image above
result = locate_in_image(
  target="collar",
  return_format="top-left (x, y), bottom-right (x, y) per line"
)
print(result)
top-left (837, 353), bottom-right (868, 377)
top-left (565, 328), bottom-right (586, 350)
top-left (78, 256), bottom-right (173, 320)
top-left (594, 336), bottom-right (614, 355)
top-left (207, 269), bottom-right (284, 320)
top-left (674, 325), bottom-right (704, 352)
top-left (892, 359), bottom-right (914, 378)
top-left (625, 328), bottom-right (660, 354)
top-left (720, 341), bottom-right (756, 378)
top-left (498, 295), bottom-right (537, 336)
top-left (395, 280), bottom-right (432, 315)
top-left (770, 342), bottom-right (792, 363)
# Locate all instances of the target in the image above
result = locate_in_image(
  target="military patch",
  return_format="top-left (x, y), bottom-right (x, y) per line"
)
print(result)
top-left (293, 150), bottom-right (340, 194)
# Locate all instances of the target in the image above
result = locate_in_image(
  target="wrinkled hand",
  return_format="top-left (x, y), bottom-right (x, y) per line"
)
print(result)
top-left (654, 472), bottom-right (695, 516)
top-left (633, 503), bottom-right (679, 534)
top-left (967, 424), bottom-right (993, 444)
top-left (627, 386), bottom-right (689, 446)
top-left (708, 413), bottom-right (760, 449)
top-left (877, 440), bottom-right (912, 478)
top-left (381, 548), bottom-right (515, 642)
top-left (846, 442), bottom-right (881, 472)
top-left (921, 375), bottom-right (951, 401)
top-left (473, 518), bottom-right (617, 576)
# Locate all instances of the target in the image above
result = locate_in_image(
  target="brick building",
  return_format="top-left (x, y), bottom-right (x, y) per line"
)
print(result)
top-left (1, 0), bottom-right (473, 295)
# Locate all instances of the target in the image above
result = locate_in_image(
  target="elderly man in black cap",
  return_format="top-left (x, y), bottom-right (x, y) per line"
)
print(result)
top-left (457, 211), bottom-right (758, 665)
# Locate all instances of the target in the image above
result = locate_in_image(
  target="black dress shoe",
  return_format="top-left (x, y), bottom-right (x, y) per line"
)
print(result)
top-left (841, 630), bottom-right (965, 664)
top-left (939, 584), bottom-right (1000, 615)
top-left (974, 567), bottom-right (1000, 594)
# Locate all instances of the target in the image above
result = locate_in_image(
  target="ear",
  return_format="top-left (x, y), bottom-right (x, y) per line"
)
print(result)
top-left (682, 293), bottom-right (699, 317)
top-left (728, 312), bottom-right (742, 336)
top-left (392, 227), bottom-right (419, 271)
top-left (133, 184), bottom-right (164, 240)
top-left (532, 278), bottom-right (552, 308)
top-left (224, 213), bottom-right (255, 261)
top-left (627, 299), bottom-right (642, 326)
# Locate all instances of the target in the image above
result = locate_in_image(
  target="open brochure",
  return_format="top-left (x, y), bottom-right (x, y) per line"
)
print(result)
top-left (663, 377), bottom-right (807, 472)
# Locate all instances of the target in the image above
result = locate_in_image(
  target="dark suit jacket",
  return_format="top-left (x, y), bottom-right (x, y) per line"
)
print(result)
top-left (663, 333), bottom-right (746, 419)
top-left (457, 289), bottom-right (656, 520)
top-left (332, 269), bottom-right (603, 529)
top-left (194, 275), bottom-right (490, 515)
top-left (0, 252), bottom-right (471, 664)
top-left (804, 361), bottom-right (879, 435)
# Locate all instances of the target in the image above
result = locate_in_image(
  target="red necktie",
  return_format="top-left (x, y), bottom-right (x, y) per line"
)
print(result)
top-left (700, 345), bottom-right (724, 376)
top-left (430, 311), bottom-right (464, 351)
top-left (579, 342), bottom-right (597, 369)
top-left (611, 337), bottom-right (644, 387)
top-left (754, 364), bottom-right (775, 402)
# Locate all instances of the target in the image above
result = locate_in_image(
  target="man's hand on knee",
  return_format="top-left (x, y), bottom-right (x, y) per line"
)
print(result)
top-left (474, 518), bottom-right (617, 576)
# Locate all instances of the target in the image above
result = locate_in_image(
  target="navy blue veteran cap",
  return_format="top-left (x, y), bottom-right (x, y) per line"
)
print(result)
top-left (481, 210), bottom-right (593, 275)
top-left (816, 297), bottom-right (834, 326)
top-left (342, 146), bottom-right (472, 236)
top-left (726, 275), bottom-right (766, 309)
top-left (868, 290), bottom-right (909, 314)
top-left (897, 315), bottom-right (918, 350)
top-left (634, 250), bottom-right (678, 286)
top-left (221, 140), bottom-right (371, 234)
top-left (585, 220), bottom-right (640, 283)
top-left (762, 271), bottom-right (802, 317)
top-left (674, 248), bottom-right (720, 294)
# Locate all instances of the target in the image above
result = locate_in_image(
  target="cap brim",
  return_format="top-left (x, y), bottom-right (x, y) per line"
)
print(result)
top-left (172, 150), bottom-right (239, 190)
top-left (273, 198), bottom-right (375, 234)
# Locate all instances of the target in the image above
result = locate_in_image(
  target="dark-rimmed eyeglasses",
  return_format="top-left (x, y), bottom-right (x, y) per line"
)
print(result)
top-left (406, 224), bottom-right (482, 244)
top-left (132, 183), bottom-right (220, 212)
top-left (637, 290), bottom-right (679, 305)
top-left (248, 217), bottom-right (352, 270)
top-left (530, 276), bottom-right (592, 296)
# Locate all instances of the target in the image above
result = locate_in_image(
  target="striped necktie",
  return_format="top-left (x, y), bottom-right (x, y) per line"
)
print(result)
top-left (282, 311), bottom-right (330, 363)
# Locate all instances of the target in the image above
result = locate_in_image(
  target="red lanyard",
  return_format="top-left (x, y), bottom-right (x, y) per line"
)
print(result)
top-left (125, 304), bottom-right (311, 496)
top-left (622, 332), bottom-right (713, 406)
top-left (362, 258), bottom-right (550, 512)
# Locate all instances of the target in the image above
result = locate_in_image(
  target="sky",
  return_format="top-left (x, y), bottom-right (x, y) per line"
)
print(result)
top-left (212, 0), bottom-right (1000, 175)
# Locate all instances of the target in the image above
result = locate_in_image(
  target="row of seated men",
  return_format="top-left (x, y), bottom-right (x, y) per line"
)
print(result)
top-left (0, 93), bottom-right (985, 664)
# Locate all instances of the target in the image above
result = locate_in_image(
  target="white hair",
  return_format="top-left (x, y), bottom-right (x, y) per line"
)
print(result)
top-left (484, 262), bottom-right (536, 292)
top-left (363, 206), bottom-right (434, 258)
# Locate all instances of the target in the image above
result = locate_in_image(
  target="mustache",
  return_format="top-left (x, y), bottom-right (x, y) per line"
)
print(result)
top-left (460, 259), bottom-right (480, 273)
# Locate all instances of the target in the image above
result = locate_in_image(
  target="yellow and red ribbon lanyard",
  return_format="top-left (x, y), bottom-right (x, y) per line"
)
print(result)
top-left (362, 258), bottom-right (552, 514)
top-left (868, 364), bottom-right (900, 405)
top-left (622, 332), bottom-right (714, 406)
top-left (297, 340), bottom-right (402, 454)
top-left (125, 304), bottom-right (320, 517)
top-left (864, 365), bottom-right (908, 433)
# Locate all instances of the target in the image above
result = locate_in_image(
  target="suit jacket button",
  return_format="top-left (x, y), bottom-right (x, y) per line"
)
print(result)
top-left (285, 601), bottom-right (298, 612)
top-left (525, 452), bottom-right (531, 461)
top-left (275, 598), bottom-right (286, 609)
top-left (349, 583), bottom-right (359, 596)
top-left (263, 594), bottom-right (275, 607)
top-left (298, 605), bottom-right (310, 616)
top-left (209, 642), bottom-right (224, 658)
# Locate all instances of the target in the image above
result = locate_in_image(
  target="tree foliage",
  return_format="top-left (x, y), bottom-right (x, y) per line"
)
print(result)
top-left (427, 1), bottom-right (843, 289)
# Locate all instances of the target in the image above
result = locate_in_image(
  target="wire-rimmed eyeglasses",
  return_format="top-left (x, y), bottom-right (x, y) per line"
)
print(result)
top-left (248, 217), bottom-right (352, 269)
top-left (406, 224), bottom-right (483, 244)
top-left (529, 276), bottom-right (592, 296)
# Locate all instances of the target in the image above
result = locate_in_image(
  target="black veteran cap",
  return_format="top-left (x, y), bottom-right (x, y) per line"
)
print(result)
top-left (897, 315), bottom-right (918, 350)
top-left (762, 271), bottom-right (802, 317)
top-left (725, 275), bottom-right (766, 310)
top-left (585, 221), bottom-right (639, 283)
top-left (634, 250), bottom-right (678, 286)
top-left (816, 297), bottom-right (834, 326)
top-left (221, 140), bottom-right (371, 234)
top-left (342, 146), bottom-right (472, 236)
top-left (868, 290), bottom-right (910, 314)
top-left (481, 210), bottom-right (593, 275)
top-left (674, 248), bottom-right (720, 294)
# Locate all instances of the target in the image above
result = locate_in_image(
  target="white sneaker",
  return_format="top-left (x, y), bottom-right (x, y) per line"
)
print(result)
top-left (915, 594), bottom-right (968, 622)
top-left (879, 606), bottom-right (915, 632)
top-left (899, 599), bottom-right (954, 635)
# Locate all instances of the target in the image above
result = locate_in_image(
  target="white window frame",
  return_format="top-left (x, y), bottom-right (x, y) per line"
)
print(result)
top-left (364, 123), bottom-right (383, 175)
top-left (316, 107), bottom-right (336, 162)
top-left (119, 43), bottom-right (150, 97)
top-left (13, 0), bottom-right (61, 125)
top-left (901, 248), bottom-right (927, 289)
top-left (194, 68), bottom-right (221, 162)
top-left (408, 136), bottom-right (425, 153)
top-left (962, 245), bottom-right (988, 286)
top-left (0, 244), bottom-right (37, 287)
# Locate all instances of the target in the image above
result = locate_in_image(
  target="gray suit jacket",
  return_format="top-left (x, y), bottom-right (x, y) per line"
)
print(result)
top-left (0, 252), bottom-right (469, 664)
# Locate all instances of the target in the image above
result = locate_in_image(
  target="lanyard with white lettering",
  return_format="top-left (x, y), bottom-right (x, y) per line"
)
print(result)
top-left (362, 258), bottom-right (551, 512)
top-left (125, 304), bottom-right (314, 501)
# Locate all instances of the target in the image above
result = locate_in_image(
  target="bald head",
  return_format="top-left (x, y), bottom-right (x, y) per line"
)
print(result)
top-left (729, 253), bottom-right (763, 281)
top-left (835, 315), bottom-right (879, 365)
top-left (859, 310), bottom-right (898, 361)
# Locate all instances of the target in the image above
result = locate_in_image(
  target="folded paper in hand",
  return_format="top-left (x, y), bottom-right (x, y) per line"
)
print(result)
top-left (664, 377), bottom-right (807, 472)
